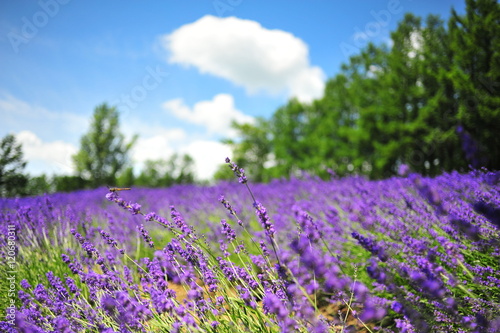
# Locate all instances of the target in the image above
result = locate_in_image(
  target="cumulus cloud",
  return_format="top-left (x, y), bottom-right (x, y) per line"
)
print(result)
top-left (15, 130), bottom-right (77, 175)
top-left (408, 30), bottom-right (423, 59)
top-left (130, 129), bottom-right (186, 167)
top-left (162, 15), bottom-right (325, 103)
top-left (162, 93), bottom-right (254, 137)
top-left (181, 140), bottom-right (232, 181)
top-left (131, 133), bottom-right (231, 181)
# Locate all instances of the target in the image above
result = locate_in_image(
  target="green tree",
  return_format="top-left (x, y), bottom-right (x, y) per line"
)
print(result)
top-left (221, 1), bottom-right (500, 181)
top-left (116, 166), bottom-right (135, 188)
top-left (324, 43), bottom-right (389, 177)
top-left (135, 153), bottom-right (195, 188)
top-left (367, 13), bottom-right (427, 178)
top-left (52, 175), bottom-right (88, 193)
top-left (449, 0), bottom-right (500, 169)
top-left (215, 118), bottom-right (272, 182)
top-left (270, 98), bottom-right (310, 177)
top-left (26, 174), bottom-right (52, 196)
top-left (0, 134), bottom-right (28, 197)
top-left (411, 14), bottom-right (466, 175)
top-left (175, 154), bottom-right (196, 185)
top-left (73, 103), bottom-right (137, 188)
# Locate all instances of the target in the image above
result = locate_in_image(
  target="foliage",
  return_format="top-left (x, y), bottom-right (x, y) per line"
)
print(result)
top-left (72, 103), bottom-right (137, 188)
top-left (25, 174), bottom-right (52, 196)
top-left (214, 118), bottom-right (272, 183)
top-left (448, 0), bottom-right (500, 169)
top-left (116, 166), bottom-right (135, 188)
top-left (0, 134), bottom-right (28, 197)
top-left (225, 0), bottom-right (500, 180)
top-left (52, 175), bottom-right (89, 193)
top-left (135, 153), bottom-right (195, 188)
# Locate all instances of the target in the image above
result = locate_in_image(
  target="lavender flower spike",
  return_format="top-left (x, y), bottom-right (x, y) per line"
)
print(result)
top-left (254, 201), bottom-right (275, 238)
top-left (225, 157), bottom-right (247, 184)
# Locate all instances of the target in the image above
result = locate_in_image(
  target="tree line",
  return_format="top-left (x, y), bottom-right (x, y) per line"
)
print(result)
top-left (0, 104), bottom-right (196, 197)
top-left (215, 0), bottom-right (500, 182)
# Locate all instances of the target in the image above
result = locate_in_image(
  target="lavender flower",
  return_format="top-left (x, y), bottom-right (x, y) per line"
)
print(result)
top-left (254, 201), bottom-right (275, 238)
top-left (352, 232), bottom-right (388, 261)
top-left (219, 195), bottom-right (237, 216)
top-left (20, 279), bottom-right (31, 289)
top-left (220, 219), bottom-right (236, 242)
top-left (128, 202), bottom-right (141, 215)
top-left (225, 157), bottom-right (247, 184)
top-left (473, 200), bottom-right (500, 229)
top-left (137, 224), bottom-right (154, 248)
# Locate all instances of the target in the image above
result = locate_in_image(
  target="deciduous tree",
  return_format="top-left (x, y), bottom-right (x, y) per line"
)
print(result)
top-left (0, 134), bottom-right (28, 197)
top-left (73, 103), bottom-right (136, 187)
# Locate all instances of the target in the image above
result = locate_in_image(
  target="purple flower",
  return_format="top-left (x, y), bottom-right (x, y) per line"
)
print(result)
top-left (101, 291), bottom-right (151, 331)
top-left (137, 224), bottom-right (154, 248)
top-left (220, 219), bottom-right (236, 242)
top-left (33, 284), bottom-right (50, 304)
top-left (170, 206), bottom-right (195, 237)
top-left (367, 261), bottom-right (387, 284)
top-left (473, 200), bottom-right (500, 229)
top-left (0, 322), bottom-right (16, 333)
top-left (65, 277), bottom-right (80, 296)
top-left (449, 218), bottom-right (481, 240)
top-left (52, 316), bottom-right (74, 333)
top-left (359, 299), bottom-right (386, 322)
top-left (99, 230), bottom-right (118, 247)
top-left (262, 292), bottom-right (289, 320)
top-left (398, 164), bottom-right (410, 177)
top-left (15, 312), bottom-right (46, 333)
top-left (219, 195), bottom-right (237, 216)
top-left (218, 257), bottom-right (237, 281)
top-left (105, 191), bottom-right (118, 201)
top-left (395, 317), bottom-right (416, 333)
top-left (61, 254), bottom-right (71, 264)
top-left (144, 212), bottom-right (156, 221)
top-left (20, 279), bottom-right (31, 289)
top-left (225, 157), bottom-right (248, 184)
top-left (254, 201), bottom-right (275, 238)
top-left (391, 301), bottom-right (403, 313)
top-left (128, 203), bottom-right (141, 215)
top-left (71, 230), bottom-right (100, 259)
top-left (238, 286), bottom-right (257, 309)
top-left (352, 232), bottom-right (387, 261)
top-left (46, 271), bottom-right (69, 301)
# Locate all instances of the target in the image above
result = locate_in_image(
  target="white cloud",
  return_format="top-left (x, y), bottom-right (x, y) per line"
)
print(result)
top-left (131, 129), bottom-right (186, 167)
top-left (162, 93), bottom-right (254, 137)
top-left (367, 64), bottom-right (383, 78)
top-left (15, 130), bottom-right (77, 175)
top-left (408, 30), bottom-right (423, 59)
top-left (181, 140), bottom-right (232, 181)
top-left (131, 134), bottom-right (231, 181)
top-left (162, 15), bottom-right (325, 103)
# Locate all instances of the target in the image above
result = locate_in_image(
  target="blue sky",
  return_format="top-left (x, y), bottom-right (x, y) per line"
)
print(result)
top-left (0, 0), bottom-right (466, 180)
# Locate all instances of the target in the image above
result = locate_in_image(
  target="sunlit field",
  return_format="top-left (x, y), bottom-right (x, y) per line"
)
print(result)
top-left (1, 161), bottom-right (499, 332)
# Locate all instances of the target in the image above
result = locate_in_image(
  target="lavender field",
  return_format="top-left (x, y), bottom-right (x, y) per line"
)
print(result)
top-left (1, 163), bottom-right (499, 332)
